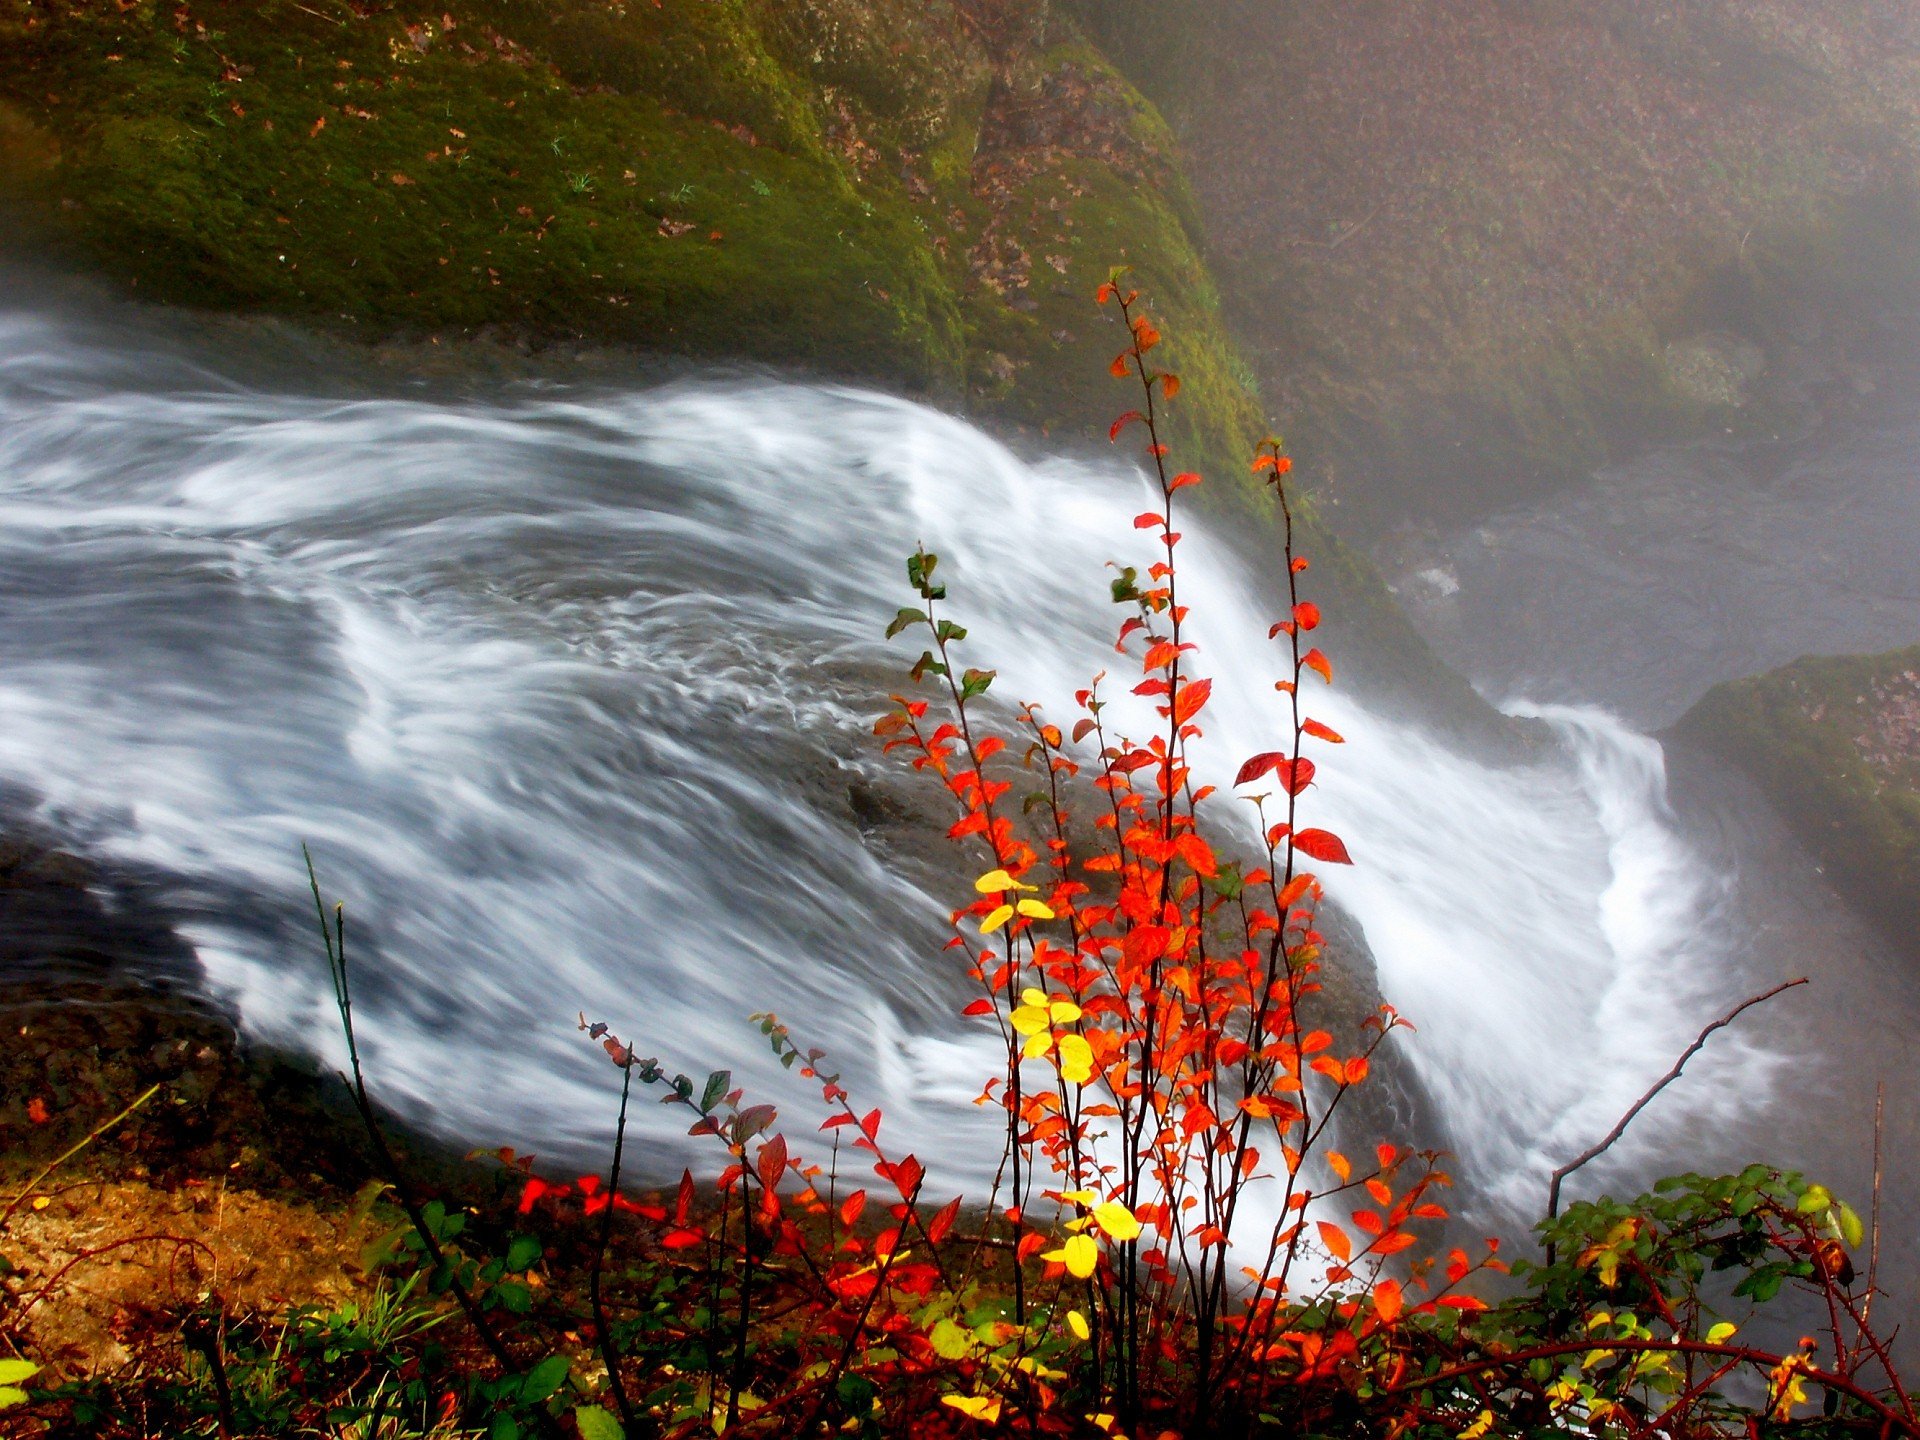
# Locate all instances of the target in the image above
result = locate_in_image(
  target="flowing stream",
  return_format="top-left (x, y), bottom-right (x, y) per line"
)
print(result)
top-left (0, 297), bottom-right (1784, 1228)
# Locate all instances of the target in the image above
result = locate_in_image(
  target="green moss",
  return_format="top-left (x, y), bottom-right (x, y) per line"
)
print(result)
top-left (1676, 647), bottom-right (1920, 941)
top-left (3, 0), bottom-right (962, 385)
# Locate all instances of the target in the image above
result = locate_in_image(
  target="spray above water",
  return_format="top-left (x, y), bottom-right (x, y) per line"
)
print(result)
top-left (0, 304), bottom-right (1771, 1218)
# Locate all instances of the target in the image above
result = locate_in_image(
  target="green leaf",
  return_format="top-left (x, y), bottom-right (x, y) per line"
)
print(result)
top-left (494, 1280), bottom-right (533, 1314)
top-left (936, 619), bottom-right (967, 644)
top-left (929, 1318), bottom-right (974, 1360)
top-left (1838, 1201), bottom-right (1865, 1249)
top-left (489, 1416), bottom-right (522, 1440)
top-left (910, 651), bottom-right (948, 682)
top-left (575, 1406), bottom-right (626, 1440)
top-left (506, 1235), bottom-right (545, 1274)
top-left (886, 607), bottom-right (927, 639)
top-left (700, 1070), bottom-right (731, 1113)
top-left (521, 1353), bottom-right (572, 1403)
top-left (959, 668), bottom-right (996, 700)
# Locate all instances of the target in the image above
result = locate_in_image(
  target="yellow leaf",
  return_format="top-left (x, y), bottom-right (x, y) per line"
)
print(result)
top-left (1043, 1233), bottom-right (1099, 1279)
top-left (942, 1395), bottom-right (1003, 1423)
top-left (1021, 987), bottom-right (1048, 1007)
top-left (1706, 1322), bottom-right (1738, 1345)
top-left (1017, 898), bottom-right (1055, 920)
top-left (1458, 1410), bottom-right (1494, 1440)
top-left (1091, 1201), bottom-right (1140, 1241)
top-left (1057, 1033), bottom-right (1094, 1084)
top-left (1010, 1004), bottom-right (1051, 1037)
top-left (980, 905), bottom-right (1015, 934)
top-left (1046, 999), bottom-right (1082, 1025)
top-left (1023, 1032), bottom-right (1052, 1060)
top-left (975, 869), bottom-right (1034, 893)
top-left (1067, 1309), bottom-right (1090, 1341)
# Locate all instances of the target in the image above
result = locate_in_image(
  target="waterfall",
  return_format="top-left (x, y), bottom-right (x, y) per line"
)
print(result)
top-left (0, 301), bottom-right (1775, 1221)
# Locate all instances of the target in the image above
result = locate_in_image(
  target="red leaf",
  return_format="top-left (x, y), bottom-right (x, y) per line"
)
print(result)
top-left (1110, 354), bottom-right (1132, 380)
top-left (1302, 648), bottom-right (1333, 684)
top-left (1124, 924), bottom-right (1170, 971)
top-left (1172, 677), bottom-right (1211, 726)
top-left (757, 1134), bottom-right (788, 1194)
top-left (1235, 752), bottom-right (1285, 786)
top-left (840, 1189), bottom-right (867, 1227)
top-left (1071, 718), bottom-right (1097, 743)
top-left (926, 1195), bottom-right (962, 1244)
top-left (1293, 828), bottom-right (1353, 865)
top-left (1293, 601), bottom-right (1321, 632)
top-left (1302, 718), bottom-right (1345, 744)
top-left (859, 1108), bottom-right (883, 1141)
top-left (1275, 874), bottom-right (1314, 909)
top-left (1109, 409), bottom-right (1143, 439)
top-left (1276, 756), bottom-right (1316, 796)
top-left (661, 1227), bottom-right (704, 1249)
top-left (1133, 511), bottom-right (1163, 530)
top-left (1169, 471), bottom-right (1201, 490)
top-left (961, 998), bottom-right (994, 1017)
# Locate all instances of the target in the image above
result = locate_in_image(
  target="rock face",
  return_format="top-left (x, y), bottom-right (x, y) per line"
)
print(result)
top-left (1074, 0), bottom-right (1920, 526)
top-left (1675, 646), bottom-right (1920, 949)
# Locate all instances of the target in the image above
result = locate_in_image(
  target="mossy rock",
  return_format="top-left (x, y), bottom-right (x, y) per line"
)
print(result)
top-left (1675, 646), bottom-right (1920, 946)
top-left (1, 0), bottom-right (965, 387)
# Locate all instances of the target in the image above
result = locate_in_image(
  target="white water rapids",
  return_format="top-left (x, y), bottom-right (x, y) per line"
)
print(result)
top-left (0, 301), bottom-right (1777, 1226)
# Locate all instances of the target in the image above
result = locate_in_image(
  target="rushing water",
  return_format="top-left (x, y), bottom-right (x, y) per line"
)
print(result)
top-left (0, 298), bottom-right (1782, 1228)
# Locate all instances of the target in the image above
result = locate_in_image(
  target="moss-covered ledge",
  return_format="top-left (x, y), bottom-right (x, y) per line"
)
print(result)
top-left (1674, 646), bottom-right (1920, 945)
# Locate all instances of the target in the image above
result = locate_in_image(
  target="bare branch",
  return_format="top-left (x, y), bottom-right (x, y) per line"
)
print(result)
top-left (1547, 978), bottom-right (1808, 1224)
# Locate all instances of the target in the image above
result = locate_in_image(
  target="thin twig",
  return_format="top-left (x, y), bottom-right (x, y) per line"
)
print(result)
top-left (591, 1056), bottom-right (643, 1438)
top-left (1866, 1080), bottom-right (1885, 1328)
top-left (1546, 978), bottom-right (1807, 1245)
top-left (1, 1083), bottom-right (163, 1229)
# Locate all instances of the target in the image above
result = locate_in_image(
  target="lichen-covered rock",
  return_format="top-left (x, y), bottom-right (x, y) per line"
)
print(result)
top-left (1676, 646), bottom-right (1920, 946)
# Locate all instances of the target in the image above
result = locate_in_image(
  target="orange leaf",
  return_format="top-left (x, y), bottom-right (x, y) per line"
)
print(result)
top-left (1174, 832), bottom-right (1217, 877)
top-left (1110, 411), bottom-right (1145, 441)
top-left (1302, 718), bottom-right (1345, 744)
top-left (1293, 601), bottom-right (1321, 632)
top-left (1170, 471), bottom-right (1201, 491)
top-left (1373, 1279), bottom-right (1404, 1323)
top-left (1173, 677), bottom-right (1212, 726)
top-left (1110, 353), bottom-right (1132, 379)
top-left (1293, 829), bottom-right (1353, 865)
top-left (1302, 648), bottom-right (1333, 684)
top-left (1317, 1221), bottom-right (1352, 1261)
top-left (1160, 372), bottom-right (1181, 399)
top-left (1275, 874), bottom-right (1314, 910)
